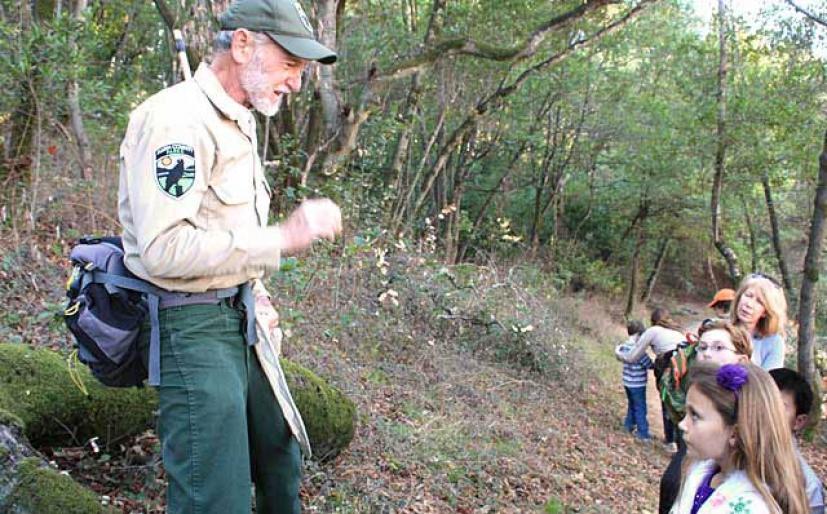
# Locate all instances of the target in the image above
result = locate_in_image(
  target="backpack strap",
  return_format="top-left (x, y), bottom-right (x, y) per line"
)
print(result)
top-left (239, 282), bottom-right (258, 348)
top-left (89, 271), bottom-right (165, 296)
top-left (147, 294), bottom-right (161, 386)
top-left (90, 270), bottom-right (166, 385)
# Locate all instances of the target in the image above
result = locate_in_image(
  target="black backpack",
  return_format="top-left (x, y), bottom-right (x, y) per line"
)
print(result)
top-left (64, 236), bottom-right (162, 387)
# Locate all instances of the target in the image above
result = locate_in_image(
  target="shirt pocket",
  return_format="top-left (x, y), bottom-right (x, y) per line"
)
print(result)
top-left (211, 176), bottom-right (254, 205)
top-left (209, 147), bottom-right (255, 205)
top-left (203, 152), bottom-right (256, 230)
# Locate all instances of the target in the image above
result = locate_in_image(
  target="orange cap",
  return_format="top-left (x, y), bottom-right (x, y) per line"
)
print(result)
top-left (708, 288), bottom-right (735, 308)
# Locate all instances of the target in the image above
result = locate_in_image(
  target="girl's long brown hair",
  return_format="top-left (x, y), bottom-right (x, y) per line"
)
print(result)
top-left (687, 362), bottom-right (808, 514)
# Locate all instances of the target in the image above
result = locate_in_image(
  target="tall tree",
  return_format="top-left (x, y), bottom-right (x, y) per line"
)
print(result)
top-left (640, 238), bottom-right (670, 303)
top-left (67, 0), bottom-right (92, 180)
top-left (710, 0), bottom-right (741, 283)
top-left (761, 173), bottom-right (795, 308)
top-left (797, 131), bottom-right (827, 425)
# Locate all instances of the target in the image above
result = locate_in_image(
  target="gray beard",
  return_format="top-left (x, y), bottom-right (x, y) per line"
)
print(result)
top-left (250, 94), bottom-right (282, 117)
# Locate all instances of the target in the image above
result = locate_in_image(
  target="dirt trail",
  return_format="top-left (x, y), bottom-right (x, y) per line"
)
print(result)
top-left (646, 374), bottom-right (667, 443)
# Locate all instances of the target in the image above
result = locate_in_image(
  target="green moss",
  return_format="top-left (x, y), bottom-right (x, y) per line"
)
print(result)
top-left (0, 407), bottom-right (23, 430)
top-left (6, 458), bottom-right (107, 513)
top-left (0, 344), bottom-right (157, 447)
top-left (0, 344), bottom-right (353, 460)
top-left (282, 358), bottom-right (356, 461)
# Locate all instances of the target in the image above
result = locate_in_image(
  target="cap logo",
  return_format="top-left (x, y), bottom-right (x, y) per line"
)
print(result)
top-left (292, 0), bottom-right (313, 33)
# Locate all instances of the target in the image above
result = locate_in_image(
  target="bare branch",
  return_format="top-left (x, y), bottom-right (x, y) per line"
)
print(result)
top-left (377, 0), bottom-right (621, 82)
top-left (153, 0), bottom-right (177, 33)
top-left (480, 0), bottom-right (658, 114)
top-left (784, 0), bottom-right (827, 28)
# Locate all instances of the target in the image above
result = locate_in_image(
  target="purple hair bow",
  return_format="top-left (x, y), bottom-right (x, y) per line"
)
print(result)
top-left (717, 364), bottom-right (749, 395)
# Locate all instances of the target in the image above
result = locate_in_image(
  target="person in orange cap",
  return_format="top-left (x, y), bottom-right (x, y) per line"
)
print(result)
top-left (708, 288), bottom-right (735, 318)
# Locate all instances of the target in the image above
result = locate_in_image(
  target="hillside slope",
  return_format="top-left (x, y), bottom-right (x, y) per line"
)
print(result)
top-left (1, 245), bottom-right (824, 513)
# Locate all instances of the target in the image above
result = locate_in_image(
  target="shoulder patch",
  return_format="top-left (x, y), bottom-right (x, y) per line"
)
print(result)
top-left (155, 144), bottom-right (196, 198)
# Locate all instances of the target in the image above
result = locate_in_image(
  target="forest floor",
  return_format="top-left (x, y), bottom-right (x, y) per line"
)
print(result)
top-left (1, 243), bottom-right (825, 513)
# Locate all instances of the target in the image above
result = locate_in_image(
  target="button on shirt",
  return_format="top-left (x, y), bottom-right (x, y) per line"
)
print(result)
top-left (119, 63), bottom-right (281, 292)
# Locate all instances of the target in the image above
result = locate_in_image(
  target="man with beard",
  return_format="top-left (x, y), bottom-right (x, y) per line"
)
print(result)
top-left (117, 1), bottom-right (340, 512)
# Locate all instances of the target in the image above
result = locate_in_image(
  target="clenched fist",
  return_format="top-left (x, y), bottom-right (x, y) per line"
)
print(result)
top-left (277, 198), bottom-right (342, 253)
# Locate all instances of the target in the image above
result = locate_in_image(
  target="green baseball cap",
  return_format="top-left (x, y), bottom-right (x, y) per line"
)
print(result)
top-left (219, 0), bottom-right (337, 64)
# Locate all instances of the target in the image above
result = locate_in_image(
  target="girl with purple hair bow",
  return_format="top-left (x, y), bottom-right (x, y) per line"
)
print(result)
top-left (670, 363), bottom-right (808, 513)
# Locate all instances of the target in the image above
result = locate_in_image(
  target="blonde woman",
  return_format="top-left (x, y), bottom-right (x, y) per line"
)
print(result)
top-left (731, 274), bottom-right (788, 370)
top-left (672, 362), bottom-right (808, 513)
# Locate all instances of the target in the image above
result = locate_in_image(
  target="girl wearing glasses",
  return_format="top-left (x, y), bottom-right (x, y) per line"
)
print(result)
top-left (731, 274), bottom-right (787, 370)
top-left (659, 320), bottom-right (752, 513)
top-left (695, 319), bottom-right (752, 366)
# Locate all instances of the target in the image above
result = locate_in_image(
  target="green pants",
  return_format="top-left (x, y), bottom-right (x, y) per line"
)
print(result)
top-left (142, 301), bottom-right (302, 514)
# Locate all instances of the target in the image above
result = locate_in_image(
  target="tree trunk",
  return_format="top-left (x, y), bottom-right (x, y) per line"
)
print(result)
top-left (456, 140), bottom-right (527, 261)
top-left (387, 73), bottom-right (424, 189)
top-left (529, 162), bottom-right (548, 255)
top-left (572, 160), bottom-right (600, 241)
top-left (625, 224), bottom-right (645, 319)
top-left (68, 0), bottom-right (92, 180)
top-left (797, 130), bottom-right (827, 426)
top-left (710, 0), bottom-right (741, 283)
top-left (706, 254), bottom-right (720, 291)
top-left (741, 194), bottom-right (757, 272)
top-left (390, 108), bottom-right (446, 232)
top-left (640, 238), bottom-right (669, 303)
top-left (443, 132), bottom-right (476, 263)
top-left (384, 0), bottom-right (446, 209)
top-left (315, 0), bottom-right (340, 140)
top-left (27, 82), bottom-right (42, 231)
top-left (762, 173), bottom-right (795, 309)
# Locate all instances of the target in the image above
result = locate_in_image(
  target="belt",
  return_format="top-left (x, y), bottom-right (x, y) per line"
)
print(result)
top-left (158, 287), bottom-right (241, 309)
top-left (144, 282), bottom-right (258, 387)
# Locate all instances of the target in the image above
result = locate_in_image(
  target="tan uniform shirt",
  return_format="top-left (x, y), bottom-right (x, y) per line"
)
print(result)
top-left (118, 64), bottom-right (312, 456)
top-left (118, 63), bottom-right (280, 292)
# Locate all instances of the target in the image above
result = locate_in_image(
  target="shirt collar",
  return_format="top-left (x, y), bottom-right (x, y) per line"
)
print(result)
top-left (194, 63), bottom-right (254, 128)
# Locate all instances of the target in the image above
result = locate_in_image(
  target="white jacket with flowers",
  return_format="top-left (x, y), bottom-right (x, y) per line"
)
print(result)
top-left (671, 459), bottom-right (772, 514)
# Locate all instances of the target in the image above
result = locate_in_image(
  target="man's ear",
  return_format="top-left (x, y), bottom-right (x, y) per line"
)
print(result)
top-left (793, 413), bottom-right (809, 433)
top-left (230, 28), bottom-right (255, 64)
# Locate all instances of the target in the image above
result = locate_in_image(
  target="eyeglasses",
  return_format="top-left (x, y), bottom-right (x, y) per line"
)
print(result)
top-left (697, 343), bottom-right (737, 354)
top-left (746, 272), bottom-right (781, 288)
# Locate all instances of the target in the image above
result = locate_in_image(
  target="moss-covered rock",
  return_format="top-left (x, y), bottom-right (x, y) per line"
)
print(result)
top-left (0, 343), bottom-right (354, 462)
top-left (3, 458), bottom-right (108, 514)
top-left (282, 359), bottom-right (356, 461)
top-left (0, 343), bottom-right (157, 447)
top-left (0, 419), bottom-right (107, 513)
